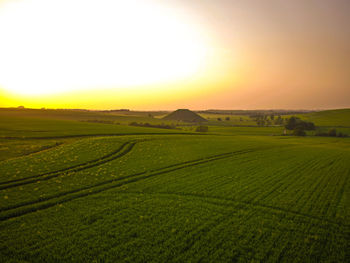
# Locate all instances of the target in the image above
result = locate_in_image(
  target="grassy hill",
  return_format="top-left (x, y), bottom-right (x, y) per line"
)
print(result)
top-left (298, 109), bottom-right (350, 127)
top-left (163, 109), bottom-right (207, 123)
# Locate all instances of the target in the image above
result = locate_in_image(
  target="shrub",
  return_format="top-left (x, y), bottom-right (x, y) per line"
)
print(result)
top-left (195, 126), bottom-right (208, 132)
top-left (293, 128), bottom-right (306, 136)
top-left (328, 128), bottom-right (337, 137)
top-left (316, 129), bottom-right (347, 137)
top-left (129, 122), bottom-right (176, 129)
top-left (315, 131), bottom-right (327, 136)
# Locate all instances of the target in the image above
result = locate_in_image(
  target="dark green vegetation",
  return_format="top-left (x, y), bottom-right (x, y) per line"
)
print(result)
top-left (0, 108), bottom-right (349, 262)
top-left (195, 125), bottom-right (209, 132)
top-left (284, 117), bottom-right (315, 136)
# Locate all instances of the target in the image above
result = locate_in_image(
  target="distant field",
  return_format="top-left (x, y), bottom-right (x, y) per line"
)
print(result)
top-left (208, 126), bottom-right (284, 135)
top-left (0, 108), bottom-right (179, 127)
top-left (0, 108), bottom-right (349, 262)
top-left (298, 109), bottom-right (350, 127)
top-left (0, 114), bottom-right (186, 139)
top-left (198, 113), bottom-right (257, 126)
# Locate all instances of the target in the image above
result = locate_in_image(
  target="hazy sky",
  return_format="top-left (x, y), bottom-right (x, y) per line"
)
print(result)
top-left (0, 0), bottom-right (349, 110)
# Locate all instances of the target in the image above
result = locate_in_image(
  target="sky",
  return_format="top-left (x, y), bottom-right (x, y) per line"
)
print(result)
top-left (0, 0), bottom-right (349, 110)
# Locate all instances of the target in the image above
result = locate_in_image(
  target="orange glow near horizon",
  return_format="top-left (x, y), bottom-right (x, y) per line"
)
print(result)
top-left (1, 0), bottom-right (349, 110)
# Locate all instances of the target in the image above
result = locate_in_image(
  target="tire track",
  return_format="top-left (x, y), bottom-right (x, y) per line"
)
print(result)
top-left (166, 189), bottom-right (345, 262)
top-left (0, 148), bottom-right (261, 221)
top-left (1, 143), bottom-right (345, 232)
top-left (0, 141), bottom-right (130, 185)
top-left (0, 142), bottom-right (65, 164)
top-left (133, 192), bottom-right (350, 230)
top-left (0, 142), bottom-right (135, 190)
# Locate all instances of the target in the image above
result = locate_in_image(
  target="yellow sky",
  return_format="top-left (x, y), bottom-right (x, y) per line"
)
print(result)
top-left (0, 0), bottom-right (349, 110)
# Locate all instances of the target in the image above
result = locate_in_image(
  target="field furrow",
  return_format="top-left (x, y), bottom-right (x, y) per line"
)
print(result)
top-left (0, 148), bottom-right (261, 220)
top-left (0, 142), bottom-right (136, 190)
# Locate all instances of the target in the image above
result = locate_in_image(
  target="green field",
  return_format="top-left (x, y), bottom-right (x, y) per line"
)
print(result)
top-left (298, 109), bottom-right (350, 127)
top-left (0, 108), bottom-right (349, 262)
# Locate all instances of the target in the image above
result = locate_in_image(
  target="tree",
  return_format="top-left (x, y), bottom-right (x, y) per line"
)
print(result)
top-left (285, 116), bottom-right (315, 136)
top-left (285, 117), bottom-right (315, 131)
top-left (285, 116), bottom-right (299, 130)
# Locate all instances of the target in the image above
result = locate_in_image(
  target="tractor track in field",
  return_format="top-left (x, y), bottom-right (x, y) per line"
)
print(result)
top-left (122, 191), bottom-right (350, 231)
top-left (2, 144), bottom-right (341, 228)
top-left (0, 148), bottom-right (261, 221)
top-left (0, 142), bottom-right (65, 164)
top-left (0, 142), bottom-right (136, 190)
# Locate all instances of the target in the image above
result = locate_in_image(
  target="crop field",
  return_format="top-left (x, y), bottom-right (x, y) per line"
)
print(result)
top-left (298, 109), bottom-right (350, 127)
top-left (0, 110), bottom-right (349, 262)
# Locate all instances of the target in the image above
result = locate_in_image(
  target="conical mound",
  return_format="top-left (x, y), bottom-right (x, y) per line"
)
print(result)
top-left (163, 109), bottom-right (207, 123)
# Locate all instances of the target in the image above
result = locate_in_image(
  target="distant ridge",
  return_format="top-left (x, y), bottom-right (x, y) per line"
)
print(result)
top-left (163, 109), bottom-right (207, 123)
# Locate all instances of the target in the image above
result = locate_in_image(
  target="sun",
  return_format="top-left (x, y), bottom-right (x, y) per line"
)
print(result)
top-left (0, 0), bottom-right (209, 96)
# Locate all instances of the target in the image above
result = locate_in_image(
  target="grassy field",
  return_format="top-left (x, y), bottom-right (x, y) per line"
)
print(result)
top-left (0, 114), bottom-right (186, 139)
top-left (0, 108), bottom-right (349, 262)
top-left (298, 109), bottom-right (350, 127)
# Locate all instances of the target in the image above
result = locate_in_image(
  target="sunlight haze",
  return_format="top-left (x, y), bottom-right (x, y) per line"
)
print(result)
top-left (0, 0), bottom-right (349, 109)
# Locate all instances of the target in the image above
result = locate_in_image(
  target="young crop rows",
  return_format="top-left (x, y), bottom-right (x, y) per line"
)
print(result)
top-left (0, 135), bottom-right (349, 262)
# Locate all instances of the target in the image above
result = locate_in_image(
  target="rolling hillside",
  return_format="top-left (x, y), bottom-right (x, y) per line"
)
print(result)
top-left (299, 109), bottom-right (350, 127)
